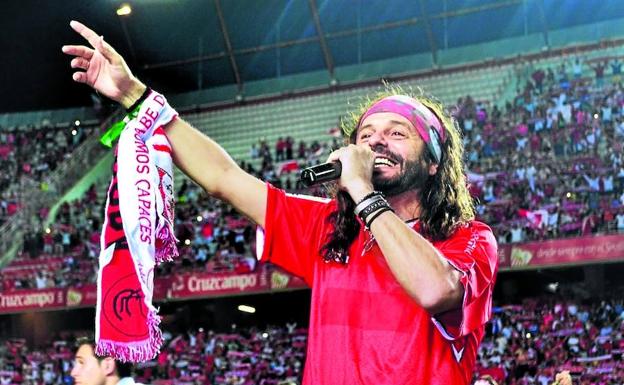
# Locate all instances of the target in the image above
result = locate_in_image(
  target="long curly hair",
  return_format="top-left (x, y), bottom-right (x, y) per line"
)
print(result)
top-left (320, 84), bottom-right (475, 263)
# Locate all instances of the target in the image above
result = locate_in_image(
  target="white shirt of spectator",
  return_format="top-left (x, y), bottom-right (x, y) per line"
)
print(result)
top-left (35, 275), bottom-right (47, 289)
top-left (583, 174), bottom-right (600, 191)
top-left (496, 230), bottom-right (507, 245)
top-left (118, 378), bottom-right (145, 385)
top-left (567, 336), bottom-right (580, 353)
top-left (603, 175), bottom-right (614, 192)
top-left (576, 310), bottom-right (589, 323)
top-left (616, 121), bottom-right (624, 138)
top-left (600, 326), bottom-right (613, 336)
top-left (483, 184), bottom-right (495, 202)
top-left (244, 255), bottom-right (257, 271)
top-left (42, 369), bottom-right (55, 385)
top-left (616, 213), bottom-right (624, 231)
top-left (526, 165), bottom-right (537, 191)
top-left (559, 212), bottom-right (572, 224)
top-left (561, 104), bottom-right (572, 123)
top-left (586, 130), bottom-right (596, 146)
top-left (573, 62), bottom-right (583, 76)
top-left (516, 137), bottom-right (528, 151)
top-left (510, 227), bottom-right (524, 243)
top-left (537, 374), bottom-right (551, 385)
top-left (490, 353), bottom-right (501, 364)
top-left (534, 118), bottom-right (544, 131)
top-left (548, 211), bottom-right (559, 228)
top-left (515, 167), bottom-right (527, 180)
top-left (468, 148), bottom-right (479, 163)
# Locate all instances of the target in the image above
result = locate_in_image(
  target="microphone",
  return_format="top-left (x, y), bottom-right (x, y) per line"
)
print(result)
top-left (300, 161), bottom-right (342, 187)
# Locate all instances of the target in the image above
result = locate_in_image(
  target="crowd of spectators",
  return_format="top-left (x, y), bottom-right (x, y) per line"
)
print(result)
top-left (2, 179), bottom-right (259, 291)
top-left (456, 56), bottom-right (624, 243)
top-left (0, 183), bottom-right (101, 291)
top-left (3, 123), bottom-right (342, 291)
top-left (0, 122), bottom-right (96, 227)
top-left (246, 135), bottom-right (340, 192)
top-left (0, 294), bottom-right (623, 384)
top-left (5, 54), bottom-right (624, 292)
top-left (163, 179), bottom-right (258, 276)
top-left (4, 46), bottom-right (624, 385)
top-left (0, 324), bottom-right (307, 385)
top-left (475, 294), bottom-right (624, 385)
top-left (240, 55), bottom-right (624, 245)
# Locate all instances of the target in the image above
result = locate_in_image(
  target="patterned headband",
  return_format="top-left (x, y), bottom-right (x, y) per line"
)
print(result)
top-left (356, 95), bottom-right (446, 163)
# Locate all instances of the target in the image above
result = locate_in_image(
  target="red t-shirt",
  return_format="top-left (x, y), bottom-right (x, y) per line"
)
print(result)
top-left (258, 185), bottom-right (498, 385)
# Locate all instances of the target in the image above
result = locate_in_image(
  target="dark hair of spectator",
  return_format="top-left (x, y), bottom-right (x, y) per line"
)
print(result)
top-left (74, 336), bottom-right (133, 378)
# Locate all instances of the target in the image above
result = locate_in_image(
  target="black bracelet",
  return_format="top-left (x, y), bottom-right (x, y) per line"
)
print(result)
top-left (358, 198), bottom-right (390, 219)
top-left (365, 207), bottom-right (394, 229)
top-left (354, 195), bottom-right (384, 216)
top-left (355, 191), bottom-right (383, 206)
top-left (125, 86), bottom-right (152, 113)
top-left (357, 198), bottom-right (392, 226)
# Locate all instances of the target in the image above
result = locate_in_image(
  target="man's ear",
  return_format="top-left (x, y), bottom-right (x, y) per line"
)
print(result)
top-left (100, 357), bottom-right (117, 376)
top-left (428, 163), bottom-right (439, 176)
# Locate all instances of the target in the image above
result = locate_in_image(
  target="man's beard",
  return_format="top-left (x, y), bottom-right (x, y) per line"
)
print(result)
top-left (372, 151), bottom-right (431, 197)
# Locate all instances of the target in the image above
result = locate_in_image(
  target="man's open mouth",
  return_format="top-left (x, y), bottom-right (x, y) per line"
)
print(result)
top-left (374, 156), bottom-right (398, 168)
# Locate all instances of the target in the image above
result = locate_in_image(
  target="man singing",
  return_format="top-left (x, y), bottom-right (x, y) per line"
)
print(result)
top-left (63, 20), bottom-right (497, 385)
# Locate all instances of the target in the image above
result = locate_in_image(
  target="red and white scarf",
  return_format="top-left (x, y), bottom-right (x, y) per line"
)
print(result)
top-left (96, 91), bottom-right (178, 362)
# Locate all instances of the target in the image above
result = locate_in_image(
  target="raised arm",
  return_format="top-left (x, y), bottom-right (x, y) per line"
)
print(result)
top-left (62, 21), bottom-right (267, 226)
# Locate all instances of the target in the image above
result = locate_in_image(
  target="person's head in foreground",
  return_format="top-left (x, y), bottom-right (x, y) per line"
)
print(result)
top-left (323, 84), bottom-right (474, 262)
top-left (552, 371), bottom-right (572, 385)
top-left (474, 375), bottom-right (498, 385)
top-left (71, 337), bottom-right (133, 385)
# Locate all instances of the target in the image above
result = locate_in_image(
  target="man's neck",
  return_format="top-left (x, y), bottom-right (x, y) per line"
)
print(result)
top-left (386, 190), bottom-right (422, 222)
top-left (107, 376), bottom-right (126, 385)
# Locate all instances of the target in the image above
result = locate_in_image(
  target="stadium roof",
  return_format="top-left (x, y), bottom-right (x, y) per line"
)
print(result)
top-left (3, 0), bottom-right (624, 114)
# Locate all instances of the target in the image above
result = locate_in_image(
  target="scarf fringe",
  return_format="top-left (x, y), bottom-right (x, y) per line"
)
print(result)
top-left (95, 311), bottom-right (163, 363)
top-left (155, 226), bottom-right (179, 264)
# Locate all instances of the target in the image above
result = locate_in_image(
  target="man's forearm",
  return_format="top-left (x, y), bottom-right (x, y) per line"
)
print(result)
top-left (163, 110), bottom-right (267, 227)
top-left (121, 81), bottom-right (267, 226)
top-left (121, 80), bottom-right (239, 195)
top-left (165, 117), bottom-right (239, 196)
top-left (369, 211), bottom-right (464, 315)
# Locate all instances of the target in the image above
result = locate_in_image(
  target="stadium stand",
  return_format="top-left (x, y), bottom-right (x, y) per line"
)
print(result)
top-left (3, 45), bottom-right (624, 293)
top-left (475, 294), bottom-right (624, 385)
top-left (4, 9), bottom-right (624, 384)
top-left (0, 122), bottom-right (98, 226)
top-left (0, 324), bottom-right (308, 385)
top-left (0, 295), bottom-right (622, 384)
